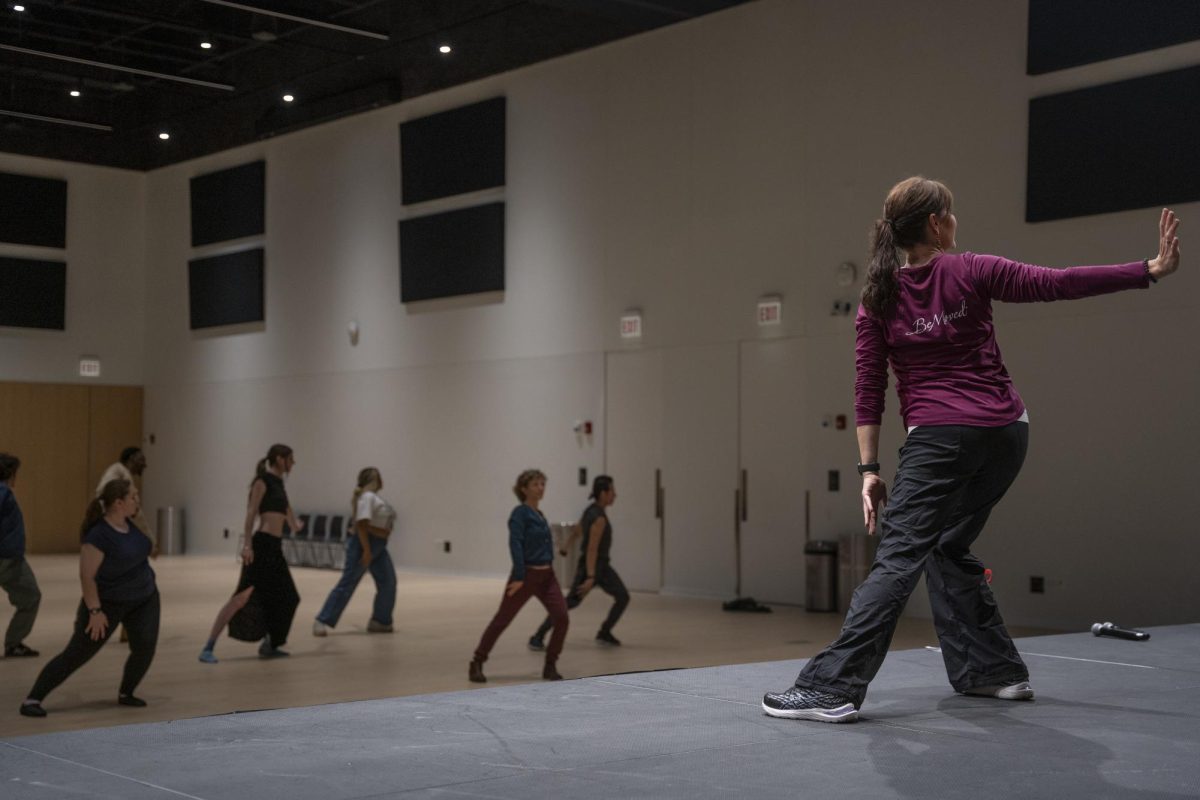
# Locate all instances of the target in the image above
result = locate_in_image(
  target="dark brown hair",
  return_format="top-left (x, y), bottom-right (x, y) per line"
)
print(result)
top-left (253, 443), bottom-right (293, 484)
top-left (861, 176), bottom-right (954, 317)
top-left (81, 478), bottom-right (133, 539)
top-left (0, 453), bottom-right (19, 482)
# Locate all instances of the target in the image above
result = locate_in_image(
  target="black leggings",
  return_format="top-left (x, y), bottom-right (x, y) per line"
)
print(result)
top-left (28, 591), bottom-right (160, 702)
top-left (535, 561), bottom-right (630, 639)
top-left (237, 532), bottom-right (300, 647)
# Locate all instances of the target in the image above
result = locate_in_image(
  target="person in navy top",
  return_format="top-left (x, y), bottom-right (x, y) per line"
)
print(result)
top-left (762, 177), bottom-right (1182, 724)
top-left (21, 478), bottom-right (159, 718)
top-left (470, 469), bottom-right (569, 683)
top-left (0, 453), bottom-right (42, 659)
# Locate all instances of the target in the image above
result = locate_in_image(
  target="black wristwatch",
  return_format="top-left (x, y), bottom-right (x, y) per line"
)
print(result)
top-left (88, 607), bottom-right (103, 615)
top-left (857, 462), bottom-right (881, 475)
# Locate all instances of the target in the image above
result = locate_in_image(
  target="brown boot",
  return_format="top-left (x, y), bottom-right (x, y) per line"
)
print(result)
top-left (542, 661), bottom-right (562, 681)
top-left (468, 658), bottom-right (486, 683)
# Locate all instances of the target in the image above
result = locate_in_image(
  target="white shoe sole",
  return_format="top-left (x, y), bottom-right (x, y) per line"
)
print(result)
top-left (761, 701), bottom-right (859, 722)
top-left (312, 622), bottom-right (328, 637)
top-left (964, 681), bottom-right (1034, 701)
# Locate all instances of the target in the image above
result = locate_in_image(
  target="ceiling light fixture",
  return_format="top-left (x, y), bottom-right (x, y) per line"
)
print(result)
top-left (200, 40), bottom-right (213, 50)
top-left (158, 132), bottom-right (170, 140)
top-left (69, 88), bottom-right (81, 97)
top-left (439, 44), bottom-right (452, 54)
top-left (282, 93), bottom-right (294, 103)
top-left (13, 4), bottom-right (26, 11)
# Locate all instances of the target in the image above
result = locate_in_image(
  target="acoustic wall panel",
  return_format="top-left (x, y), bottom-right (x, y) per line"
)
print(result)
top-left (399, 203), bottom-right (504, 303)
top-left (190, 161), bottom-right (266, 246)
top-left (401, 97), bottom-right (505, 205)
top-left (187, 248), bottom-right (265, 329)
top-left (1026, 65), bottom-right (1200, 222)
top-left (1029, 0), bottom-right (1200, 75)
top-left (0, 172), bottom-right (67, 248)
top-left (0, 256), bottom-right (66, 330)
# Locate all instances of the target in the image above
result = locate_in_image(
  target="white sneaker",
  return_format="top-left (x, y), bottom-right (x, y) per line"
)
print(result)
top-left (312, 620), bottom-right (329, 637)
top-left (367, 619), bottom-right (393, 633)
top-left (964, 681), bottom-right (1034, 700)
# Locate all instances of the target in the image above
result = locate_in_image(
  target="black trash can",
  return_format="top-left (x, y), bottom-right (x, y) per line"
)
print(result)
top-left (805, 540), bottom-right (838, 612)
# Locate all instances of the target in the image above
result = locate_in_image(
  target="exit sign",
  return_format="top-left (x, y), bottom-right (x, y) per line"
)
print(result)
top-left (757, 297), bottom-right (782, 326)
top-left (79, 357), bottom-right (101, 378)
top-left (620, 313), bottom-right (642, 339)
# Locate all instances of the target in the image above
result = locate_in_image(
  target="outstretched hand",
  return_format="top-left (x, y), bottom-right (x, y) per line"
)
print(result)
top-left (862, 474), bottom-right (888, 536)
top-left (1148, 208), bottom-right (1181, 280)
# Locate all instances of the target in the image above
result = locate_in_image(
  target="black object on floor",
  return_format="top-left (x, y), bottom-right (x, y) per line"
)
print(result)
top-left (722, 596), bottom-right (772, 612)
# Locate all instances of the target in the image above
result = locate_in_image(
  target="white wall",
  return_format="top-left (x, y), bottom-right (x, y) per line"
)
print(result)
top-left (0, 153), bottom-right (145, 385)
top-left (7, 0), bottom-right (1192, 629)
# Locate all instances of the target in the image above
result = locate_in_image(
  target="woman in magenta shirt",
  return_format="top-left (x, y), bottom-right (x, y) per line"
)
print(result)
top-left (762, 176), bottom-right (1181, 723)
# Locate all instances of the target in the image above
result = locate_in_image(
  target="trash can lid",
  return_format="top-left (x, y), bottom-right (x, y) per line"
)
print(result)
top-left (804, 540), bottom-right (839, 554)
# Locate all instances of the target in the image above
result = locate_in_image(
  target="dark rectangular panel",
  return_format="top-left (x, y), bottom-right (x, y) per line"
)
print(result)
top-left (187, 248), bottom-right (265, 329)
top-left (1026, 66), bottom-right (1200, 222)
top-left (190, 161), bottom-right (265, 247)
top-left (0, 256), bottom-right (66, 330)
top-left (401, 97), bottom-right (505, 205)
top-left (0, 173), bottom-right (67, 248)
top-left (1028, 0), bottom-right (1200, 75)
top-left (399, 203), bottom-right (504, 303)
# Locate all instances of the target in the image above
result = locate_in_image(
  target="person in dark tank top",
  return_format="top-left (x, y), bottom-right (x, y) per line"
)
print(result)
top-left (528, 475), bottom-right (629, 650)
top-left (198, 443), bottom-right (304, 664)
top-left (21, 478), bottom-right (159, 717)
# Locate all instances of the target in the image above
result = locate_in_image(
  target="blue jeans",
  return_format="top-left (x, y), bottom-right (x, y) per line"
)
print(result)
top-left (316, 536), bottom-right (396, 627)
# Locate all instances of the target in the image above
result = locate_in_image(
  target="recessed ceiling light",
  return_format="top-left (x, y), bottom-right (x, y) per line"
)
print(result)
top-left (200, 41), bottom-right (213, 50)
top-left (252, 30), bottom-right (277, 42)
top-left (13, 4), bottom-right (26, 12)
top-left (438, 44), bottom-right (452, 54)
top-left (282, 93), bottom-right (294, 103)
top-left (158, 132), bottom-right (170, 140)
top-left (69, 89), bottom-right (81, 97)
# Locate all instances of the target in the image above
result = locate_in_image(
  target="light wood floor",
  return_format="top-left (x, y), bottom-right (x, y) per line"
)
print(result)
top-left (0, 554), bottom-right (1059, 737)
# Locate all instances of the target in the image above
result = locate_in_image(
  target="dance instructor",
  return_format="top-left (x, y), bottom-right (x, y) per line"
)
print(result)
top-left (762, 177), bottom-right (1181, 722)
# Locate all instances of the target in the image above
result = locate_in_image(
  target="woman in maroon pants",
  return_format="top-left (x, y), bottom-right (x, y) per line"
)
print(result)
top-left (470, 469), bottom-right (568, 682)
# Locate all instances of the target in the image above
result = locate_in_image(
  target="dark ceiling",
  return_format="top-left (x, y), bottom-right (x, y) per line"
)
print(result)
top-left (0, 0), bottom-right (754, 171)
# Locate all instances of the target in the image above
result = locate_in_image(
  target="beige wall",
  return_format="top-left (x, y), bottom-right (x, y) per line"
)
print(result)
top-left (2, 0), bottom-right (1196, 627)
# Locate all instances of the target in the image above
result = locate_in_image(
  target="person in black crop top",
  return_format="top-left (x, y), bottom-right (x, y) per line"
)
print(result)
top-left (21, 479), bottom-right (159, 717)
top-left (199, 444), bottom-right (304, 664)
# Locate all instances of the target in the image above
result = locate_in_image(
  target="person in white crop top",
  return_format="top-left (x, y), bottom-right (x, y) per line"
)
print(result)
top-left (312, 467), bottom-right (398, 635)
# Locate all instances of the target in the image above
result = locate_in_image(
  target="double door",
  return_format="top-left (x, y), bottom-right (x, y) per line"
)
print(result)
top-left (605, 338), bottom-right (809, 603)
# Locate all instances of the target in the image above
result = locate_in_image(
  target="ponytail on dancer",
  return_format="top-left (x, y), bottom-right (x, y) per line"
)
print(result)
top-left (81, 478), bottom-right (132, 540)
top-left (252, 443), bottom-right (294, 486)
top-left (862, 176), bottom-right (954, 318)
top-left (351, 467), bottom-right (382, 517)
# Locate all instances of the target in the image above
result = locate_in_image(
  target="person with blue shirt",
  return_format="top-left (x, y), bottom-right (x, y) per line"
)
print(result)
top-left (20, 478), bottom-right (159, 718)
top-left (469, 469), bottom-right (569, 683)
top-left (0, 453), bottom-right (41, 659)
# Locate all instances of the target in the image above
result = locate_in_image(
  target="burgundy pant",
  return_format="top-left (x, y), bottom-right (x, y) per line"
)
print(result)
top-left (475, 567), bottom-right (568, 663)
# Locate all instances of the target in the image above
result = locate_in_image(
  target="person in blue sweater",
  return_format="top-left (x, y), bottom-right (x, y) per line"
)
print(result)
top-left (0, 453), bottom-right (41, 659)
top-left (469, 469), bottom-right (569, 683)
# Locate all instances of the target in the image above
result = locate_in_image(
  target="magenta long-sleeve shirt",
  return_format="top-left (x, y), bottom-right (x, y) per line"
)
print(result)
top-left (855, 252), bottom-right (1149, 429)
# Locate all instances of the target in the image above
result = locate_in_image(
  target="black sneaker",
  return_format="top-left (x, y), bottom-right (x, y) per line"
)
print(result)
top-left (527, 635), bottom-right (545, 652)
top-left (19, 701), bottom-right (46, 718)
top-left (595, 631), bottom-right (621, 646)
top-left (258, 639), bottom-right (290, 659)
top-left (118, 694), bottom-right (147, 707)
top-left (762, 686), bottom-right (858, 722)
top-left (5, 642), bottom-right (39, 658)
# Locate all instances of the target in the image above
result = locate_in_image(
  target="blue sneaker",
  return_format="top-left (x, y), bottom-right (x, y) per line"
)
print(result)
top-left (198, 649), bottom-right (218, 664)
top-left (762, 686), bottom-right (858, 722)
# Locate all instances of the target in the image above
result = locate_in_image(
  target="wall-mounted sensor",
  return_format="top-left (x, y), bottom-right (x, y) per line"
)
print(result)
top-left (347, 320), bottom-right (360, 346)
